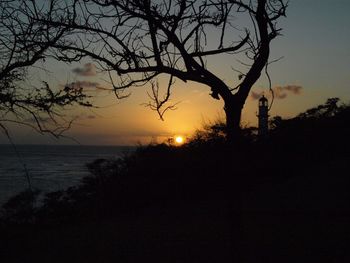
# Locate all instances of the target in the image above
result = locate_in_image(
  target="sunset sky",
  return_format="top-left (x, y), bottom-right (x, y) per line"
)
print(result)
top-left (1, 0), bottom-right (349, 145)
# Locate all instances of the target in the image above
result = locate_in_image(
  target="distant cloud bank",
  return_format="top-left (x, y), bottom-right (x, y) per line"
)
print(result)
top-left (72, 63), bottom-right (96, 76)
top-left (251, 85), bottom-right (303, 100)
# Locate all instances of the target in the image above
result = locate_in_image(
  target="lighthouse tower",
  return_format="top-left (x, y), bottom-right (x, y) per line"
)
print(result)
top-left (258, 95), bottom-right (269, 137)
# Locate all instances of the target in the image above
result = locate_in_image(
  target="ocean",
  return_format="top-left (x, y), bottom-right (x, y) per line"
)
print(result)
top-left (0, 145), bottom-right (135, 205)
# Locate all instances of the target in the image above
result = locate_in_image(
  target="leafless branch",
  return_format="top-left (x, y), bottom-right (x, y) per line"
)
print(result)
top-left (6, 0), bottom-right (287, 138)
top-left (0, 1), bottom-right (94, 138)
top-left (142, 75), bottom-right (180, 120)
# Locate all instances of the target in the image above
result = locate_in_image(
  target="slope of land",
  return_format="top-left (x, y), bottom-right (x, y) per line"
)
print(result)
top-left (1, 99), bottom-right (349, 262)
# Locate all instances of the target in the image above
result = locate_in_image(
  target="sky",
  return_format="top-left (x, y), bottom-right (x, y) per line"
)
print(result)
top-left (1, 0), bottom-right (350, 145)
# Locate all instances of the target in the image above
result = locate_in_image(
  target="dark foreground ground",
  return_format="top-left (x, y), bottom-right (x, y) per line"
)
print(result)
top-left (1, 158), bottom-right (349, 263)
top-left (1, 99), bottom-right (350, 262)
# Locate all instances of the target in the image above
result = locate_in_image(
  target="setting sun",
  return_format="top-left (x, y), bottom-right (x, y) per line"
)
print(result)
top-left (175, 136), bottom-right (184, 145)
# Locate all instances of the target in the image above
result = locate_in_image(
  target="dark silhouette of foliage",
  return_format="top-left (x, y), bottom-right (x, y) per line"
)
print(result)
top-left (3, 98), bottom-right (350, 224)
top-left (0, 1), bottom-right (92, 137)
top-left (1, 98), bottom-right (350, 262)
top-left (0, 189), bottom-right (40, 224)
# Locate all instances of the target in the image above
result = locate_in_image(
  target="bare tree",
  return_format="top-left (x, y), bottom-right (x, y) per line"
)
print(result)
top-left (28, 0), bottom-right (287, 140)
top-left (0, 0), bottom-right (92, 138)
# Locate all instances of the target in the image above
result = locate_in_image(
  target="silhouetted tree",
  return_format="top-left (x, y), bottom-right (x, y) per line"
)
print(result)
top-left (297, 97), bottom-right (342, 119)
top-left (0, 1), bottom-right (92, 137)
top-left (27, 0), bottom-right (287, 141)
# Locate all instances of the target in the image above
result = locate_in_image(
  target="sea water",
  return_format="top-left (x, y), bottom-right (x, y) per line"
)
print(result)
top-left (0, 145), bottom-right (134, 205)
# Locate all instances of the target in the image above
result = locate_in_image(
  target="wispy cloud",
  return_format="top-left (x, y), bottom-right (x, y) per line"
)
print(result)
top-left (63, 81), bottom-right (110, 91)
top-left (282, 85), bottom-right (303, 94)
top-left (72, 63), bottom-right (96, 76)
top-left (251, 91), bottom-right (263, 100)
top-left (251, 85), bottom-right (303, 100)
top-left (87, 115), bottom-right (96, 119)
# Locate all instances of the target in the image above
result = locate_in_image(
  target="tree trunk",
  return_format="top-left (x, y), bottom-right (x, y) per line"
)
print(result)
top-left (224, 96), bottom-right (244, 142)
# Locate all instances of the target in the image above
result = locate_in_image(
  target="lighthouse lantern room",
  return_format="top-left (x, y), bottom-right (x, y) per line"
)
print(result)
top-left (258, 95), bottom-right (269, 137)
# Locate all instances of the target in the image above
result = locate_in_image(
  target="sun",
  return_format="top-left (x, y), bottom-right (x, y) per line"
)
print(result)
top-left (175, 136), bottom-right (184, 145)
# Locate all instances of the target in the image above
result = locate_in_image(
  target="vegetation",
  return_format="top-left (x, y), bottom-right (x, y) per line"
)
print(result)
top-left (13, 0), bottom-right (288, 139)
top-left (0, 1), bottom-right (92, 137)
top-left (1, 98), bottom-right (349, 262)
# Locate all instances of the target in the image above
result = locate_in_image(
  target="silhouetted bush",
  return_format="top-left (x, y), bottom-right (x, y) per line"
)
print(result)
top-left (2, 98), bottom-right (350, 225)
top-left (0, 189), bottom-right (40, 224)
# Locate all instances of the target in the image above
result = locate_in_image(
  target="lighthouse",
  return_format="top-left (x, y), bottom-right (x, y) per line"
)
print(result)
top-left (258, 95), bottom-right (269, 137)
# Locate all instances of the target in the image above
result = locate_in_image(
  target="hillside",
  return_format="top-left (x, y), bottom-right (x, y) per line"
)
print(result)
top-left (1, 98), bottom-right (349, 262)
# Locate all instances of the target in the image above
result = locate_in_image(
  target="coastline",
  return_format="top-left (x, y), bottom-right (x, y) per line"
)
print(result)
top-left (0, 145), bottom-right (135, 205)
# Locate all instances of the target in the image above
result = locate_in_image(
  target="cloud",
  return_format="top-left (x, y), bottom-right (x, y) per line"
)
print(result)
top-left (283, 85), bottom-right (303, 94)
top-left (250, 91), bottom-right (263, 100)
top-left (250, 85), bottom-right (303, 100)
top-left (72, 63), bottom-right (96, 76)
top-left (273, 86), bottom-right (289, 99)
top-left (63, 81), bottom-right (110, 91)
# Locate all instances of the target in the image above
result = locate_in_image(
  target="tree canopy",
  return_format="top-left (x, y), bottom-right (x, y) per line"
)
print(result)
top-left (0, 1), bottom-right (91, 138)
top-left (1, 0), bottom-right (288, 140)
top-left (31, 0), bottom-right (287, 138)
